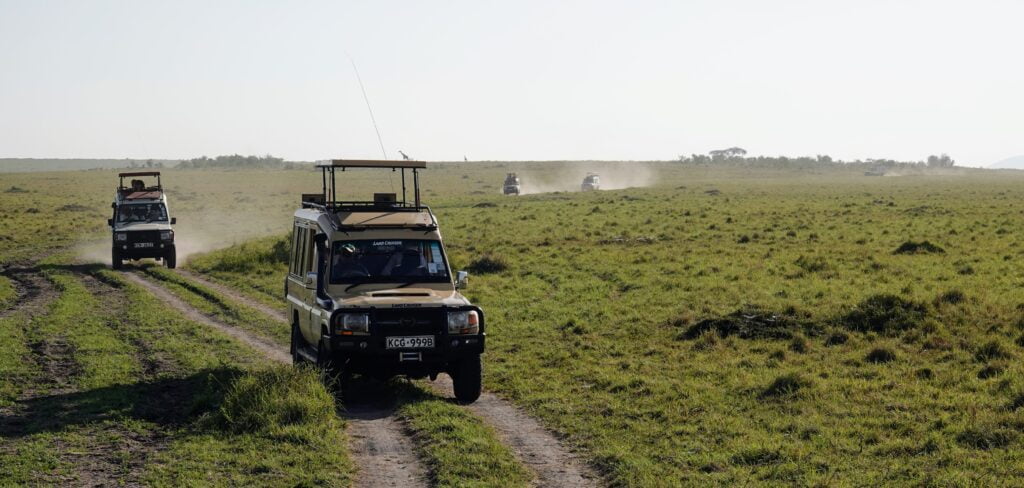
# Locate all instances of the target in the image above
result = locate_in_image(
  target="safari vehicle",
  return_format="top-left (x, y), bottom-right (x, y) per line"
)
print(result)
top-left (502, 172), bottom-right (521, 195)
top-left (581, 172), bottom-right (601, 191)
top-left (287, 160), bottom-right (484, 403)
top-left (108, 172), bottom-right (177, 270)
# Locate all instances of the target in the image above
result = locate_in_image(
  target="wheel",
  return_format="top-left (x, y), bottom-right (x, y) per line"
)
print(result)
top-left (316, 337), bottom-right (337, 375)
top-left (452, 354), bottom-right (482, 404)
top-left (290, 321), bottom-right (304, 365)
top-left (165, 248), bottom-right (176, 269)
top-left (111, 249), bottom-right (123, 270)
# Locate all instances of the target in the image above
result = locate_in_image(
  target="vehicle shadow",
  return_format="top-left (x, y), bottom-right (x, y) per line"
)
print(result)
top-left (0, 367), bottom-right (241, 439)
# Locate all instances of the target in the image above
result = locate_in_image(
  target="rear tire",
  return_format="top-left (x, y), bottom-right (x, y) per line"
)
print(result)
top-left (452, 354), bottom-right (482, 404)
top-left (165, 248), bottom-right (176, 269)
top-left (290, 321), bottom-right (304, 365)
top-left (111, 249), bottom-right (123, 270)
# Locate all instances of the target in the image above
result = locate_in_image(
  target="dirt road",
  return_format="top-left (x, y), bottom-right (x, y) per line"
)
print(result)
top-left (157, 267), bottom-right (601, 488)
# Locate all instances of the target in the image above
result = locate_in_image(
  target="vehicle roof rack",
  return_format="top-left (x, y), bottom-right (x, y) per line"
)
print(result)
top-left (117, 171), bottom-right (163, 201)
top-left (307, 159), bottom-right (428, 213)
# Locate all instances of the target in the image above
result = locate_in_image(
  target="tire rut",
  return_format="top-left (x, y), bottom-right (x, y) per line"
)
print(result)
top-left (163, 269), bottom-right (600, 487)
top-left (175, 269), bottom-right (287, 323)
top-left (124, 270), bottom-right (428, 488)
top-left (122, 272), bottom-right (290, 364)
top-left (0, 265), bottom-right (59, 319)
top-left (429, 377), bottom-right (600, 487)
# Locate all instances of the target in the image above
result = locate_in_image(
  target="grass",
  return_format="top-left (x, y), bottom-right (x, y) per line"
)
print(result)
top-left (0, 275), bottom-right (15, 308)
top-left (142, 259), bottom-right (530, 486)
top-left (397, 385), bottom-right (533, 488)
top-left (186, 168), bottom-right (1024, 485)
top-left (0, 259), bottom-right (354, 486)
top-left (5, 163), bottom-right (1024, 485)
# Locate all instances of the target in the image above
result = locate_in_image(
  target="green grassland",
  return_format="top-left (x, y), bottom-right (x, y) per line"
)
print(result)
top-left (3, 162), bottom-right (1024, 485)
top-left (183, 167), bottom-right (1024, 485)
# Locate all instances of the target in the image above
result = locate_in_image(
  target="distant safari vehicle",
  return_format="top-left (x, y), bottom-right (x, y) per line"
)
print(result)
top-left (108, 172), bottom-right (177, 269)
top-left (581, 172), bottom-right (601, 191)
top-left (864, 166), bottom-right (887, 176)
top-left (287, 160), bottom-right (485, 403)
top-left (502, 173), bottom-right (521, 195)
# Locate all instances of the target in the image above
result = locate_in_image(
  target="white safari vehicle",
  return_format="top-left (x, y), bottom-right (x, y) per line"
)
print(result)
top-left (287, 160), bottom-right (484, 403)
top-left (108, 172), bottom-right (177, 269)
top-left (581, 172), bottom-right (601, 191)
top-left (502, 172), bottom-right (521, 195)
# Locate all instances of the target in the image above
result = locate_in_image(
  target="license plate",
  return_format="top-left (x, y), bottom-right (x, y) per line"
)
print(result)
top-left (134, 242), bottom-right (154, 248)
top-left (386, 335), bottom-right (434, 349)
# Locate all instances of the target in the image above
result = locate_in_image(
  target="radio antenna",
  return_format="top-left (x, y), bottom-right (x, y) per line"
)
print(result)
top-left (346, 52), bottom-right (388, 160)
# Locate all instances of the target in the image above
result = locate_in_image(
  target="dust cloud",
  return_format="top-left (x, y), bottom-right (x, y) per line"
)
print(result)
top-left (515, 162), bottom-right (657, 195)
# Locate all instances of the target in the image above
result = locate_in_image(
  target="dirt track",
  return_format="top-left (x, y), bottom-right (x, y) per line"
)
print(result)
top-left (157, 267), bottom-right (600, 488)
top-left (127, 270), bottom-right (429, 488)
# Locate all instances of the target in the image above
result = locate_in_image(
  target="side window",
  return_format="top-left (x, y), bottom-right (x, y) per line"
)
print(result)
top-left (304, 232), bottom-right (316, 273)
top-left (289, 225), bottom-right (302, 276)
top-left (297, 228), bottom-right (308, 276)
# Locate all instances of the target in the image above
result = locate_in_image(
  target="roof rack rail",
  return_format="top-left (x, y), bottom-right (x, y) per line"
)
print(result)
top-left (310, 159), bottom-right (427, 212)
top-left (117, 172), bottom-right (163, 201)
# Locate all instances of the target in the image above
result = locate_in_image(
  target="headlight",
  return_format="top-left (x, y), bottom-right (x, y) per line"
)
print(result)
top-left (447, 310), bottom-right (479, 334)
top-left (336, 313), bottom-right (369, 334)
top-left (160, 230), bottom-right (173, 241)
top-left (115, 233), bottom-right (127, 242)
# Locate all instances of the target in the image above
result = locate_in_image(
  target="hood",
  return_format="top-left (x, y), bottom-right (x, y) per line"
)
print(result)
top-left (114, 222), bottom-right (172, 232)
top-left (331, 286), bottom-right (471, 309)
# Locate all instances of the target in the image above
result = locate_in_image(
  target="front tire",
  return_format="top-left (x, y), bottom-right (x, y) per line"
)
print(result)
top-left (111, 249), bottom-right (123, 270)
top-left (165, 248), bottom-right (176, 269)
top-left (290, 322), bottom-right (304, 365)
top-left (452, 354), bottom-right (482, 404)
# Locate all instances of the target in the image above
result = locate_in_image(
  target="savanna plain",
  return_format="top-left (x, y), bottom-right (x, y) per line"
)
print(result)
top-left (2, 162), bottom-right (1024, 486)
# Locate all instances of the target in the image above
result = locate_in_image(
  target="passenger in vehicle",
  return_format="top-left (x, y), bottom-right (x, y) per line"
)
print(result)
top-left (382, 244), bottom-right (427, 277)
top-left (333, 243), bottom-right (370, 278)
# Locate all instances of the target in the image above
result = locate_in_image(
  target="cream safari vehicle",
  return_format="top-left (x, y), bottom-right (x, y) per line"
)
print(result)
top-left (287, 160), bottom-right (484, 403)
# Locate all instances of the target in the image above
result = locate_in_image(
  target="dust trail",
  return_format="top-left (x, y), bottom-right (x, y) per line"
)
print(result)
top-left (516, 162), bottom-right (657, 195)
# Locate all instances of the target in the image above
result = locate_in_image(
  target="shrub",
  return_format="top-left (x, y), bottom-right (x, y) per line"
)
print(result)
top-left (1008, 392), bottom-right (1024, 411)
top-left (730, 447), bottom-right (785, 466)
top-left (219, 366), bottom-right (337, 441)
top-left (915, 368), bottom-right (934, 379)
top-left (466, 255), bottom-right (508, 274)
top-left (824, 332), bottom-right (849, 347)
top-left (761, 373), bottom-right (812, 398)
top-left (893, 240), bottom-right (945, 255)
top-left (975, 340), bottom-right (1013, 362)
top-left (789, 336), bottom-right (809, 353)
top-left (681, 305), bottom-right (821, 341)
top-left (840, 294), bottom-right (928, 335)
top-left (865, 347), bottom-right (897, 364)
top-left (978, 364), bottom-right (1005, 379)
top-left (934, 290), bottom-right (966, 306)
top-left (956, 427), bottom-right (1016, 450)
top-left (794, 255), bottom-right (829, 273)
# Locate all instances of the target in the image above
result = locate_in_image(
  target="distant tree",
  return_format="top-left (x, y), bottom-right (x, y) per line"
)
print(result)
top-left (926, 154), bottom-right (955, 168)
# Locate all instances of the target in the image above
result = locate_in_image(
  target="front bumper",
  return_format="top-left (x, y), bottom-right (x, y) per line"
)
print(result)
top-left (326, 305), bottom-right (486, 376)
top-left (113, 242), bottom-right (174, 259)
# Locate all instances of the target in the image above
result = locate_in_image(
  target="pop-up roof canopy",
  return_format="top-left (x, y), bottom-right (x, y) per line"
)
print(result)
top-left (308, 159), bottom-right (427, 212)
top-left (117, 172), bottom-right (163, 201)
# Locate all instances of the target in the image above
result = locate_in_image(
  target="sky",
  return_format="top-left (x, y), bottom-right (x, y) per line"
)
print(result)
top-left (1, 0), bottom-right (1021, 166)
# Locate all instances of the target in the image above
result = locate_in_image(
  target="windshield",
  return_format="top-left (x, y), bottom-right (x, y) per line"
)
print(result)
top-left (117, 203), bottom-right (168, 223)
top-left (330, 239), bottom-right (450, 284)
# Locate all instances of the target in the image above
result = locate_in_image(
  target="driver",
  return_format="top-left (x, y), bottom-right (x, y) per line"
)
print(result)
top-left (381, 242), bottom-right (427, 277)
top-left (333, 243), bottom-right (369, 278)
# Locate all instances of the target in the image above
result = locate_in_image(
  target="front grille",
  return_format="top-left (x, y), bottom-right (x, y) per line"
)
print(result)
top-left (372, 309), bottom-right (445, 335)
top-left (125, 230), bottom-right (160, 244)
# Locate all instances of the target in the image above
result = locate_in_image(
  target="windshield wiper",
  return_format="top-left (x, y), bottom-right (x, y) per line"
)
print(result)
top-left (344, 282), bottom-right (368, 293)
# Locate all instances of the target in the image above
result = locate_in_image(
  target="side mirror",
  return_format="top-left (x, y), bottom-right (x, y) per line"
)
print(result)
top-left (107, 218), bottom-right (113, 227)
top-left (111, 202), bottom-right (116, 209)
top-left (455, 270), bottom-right (469, 290)
top-left (170, 217), bottom-right (177, 225)
top-left (305, 272), bottom-right (317, 289)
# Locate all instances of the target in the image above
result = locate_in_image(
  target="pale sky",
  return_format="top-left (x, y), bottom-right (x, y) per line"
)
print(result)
top-left (1, 0), bottom-right (1021, 166)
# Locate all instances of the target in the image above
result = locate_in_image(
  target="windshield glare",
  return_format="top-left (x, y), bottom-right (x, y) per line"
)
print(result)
top-left (117, 203), bottom-right (168, 223)
top-left (330, 239), bottom-right (450, 284)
